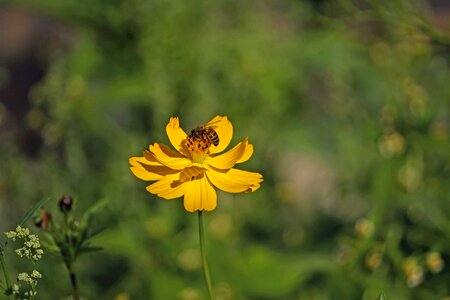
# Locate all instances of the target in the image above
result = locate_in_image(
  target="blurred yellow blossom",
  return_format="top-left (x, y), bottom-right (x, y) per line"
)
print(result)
top-left (426, 252), bottom-right (444, 274)
top-left (365, 244), bottom-right (384, 271)
top-left (178, 288), bottom-right (201, 300)
top-left (177, 249), bottom-right (201, 272)
top-left (398, 163), bottom-right (421, 191)
top-left (403, 257), bottom-right (424, 288)
top-left (114, 293), bottom-right (130, 300)
top-left (355, 218), bottom-right (373, 237)
top-left (378, 132), bottom-right (406, 157)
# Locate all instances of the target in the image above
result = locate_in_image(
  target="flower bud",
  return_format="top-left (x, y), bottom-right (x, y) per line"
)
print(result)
top-left (71, 219), bottom-right (80, 230)
top-left (34, 211), bottom-right (52, 230)
top-left (59, 195), bottom-right (73, 213)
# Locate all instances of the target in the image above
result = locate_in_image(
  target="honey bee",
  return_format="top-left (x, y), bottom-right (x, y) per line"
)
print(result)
top-left (187, 121), bottom-right (220, 148)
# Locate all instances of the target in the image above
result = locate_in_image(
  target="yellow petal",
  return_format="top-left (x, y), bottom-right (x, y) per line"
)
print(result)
top-left (130, 156), bottom-right (160, 167)
top-left (183, 176), bottom-right (217, 212)
top-left (143, 150), bottom-right (163, 164)
top-left (179, 166), bottom-right (204, 182)
top-left (206, 139), bottom-right (248, 170)
top-left (149, 142), bottom-right (185, 158)
top-left (206, 167), bottom-right (263, 193)
top-left (207, 115), bottom-right (233, 154)
top-left (146, 173), bottom-right (186, 199)
top-left (236, 141), bottom-right (253, 164)
top-left (149, 143), bottom-right (192, 170)
top-left (129, 156), bottom-right (178, 181)
top-left (166, 117), bottom-right (187, 151)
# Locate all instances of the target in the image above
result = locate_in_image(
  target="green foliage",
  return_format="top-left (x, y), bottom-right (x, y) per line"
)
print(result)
top-left (0, 0), bottom-right (449, 299)
top-left (38, 198), bottom-right (105, 264)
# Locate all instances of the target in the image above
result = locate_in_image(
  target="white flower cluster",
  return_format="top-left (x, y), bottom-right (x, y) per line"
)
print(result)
top-left (17, 270), bottom-right (42, 285)
top-left (4, 226), bottom-right (44, 300)
top-left (12, 270), bottom-right (42, 300)
top-left (5, 226), bottom-right (30, 240)
top-left (5, 226), bottom-right (44, 262)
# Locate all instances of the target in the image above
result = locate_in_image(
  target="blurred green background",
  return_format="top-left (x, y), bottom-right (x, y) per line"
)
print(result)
top-left (0, 0), bottom-right (449, 299)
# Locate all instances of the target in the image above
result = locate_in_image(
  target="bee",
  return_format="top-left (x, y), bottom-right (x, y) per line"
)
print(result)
top-left (187, 121), bottom-right (220, 149)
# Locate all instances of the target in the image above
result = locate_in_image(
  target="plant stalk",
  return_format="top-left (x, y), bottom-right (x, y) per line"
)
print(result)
top-left (0, 249), bottom-right (13, 300)
top-left (198, 211), bottom-right (214, 300)
top-left (68, 265), bottom-right (80, 300)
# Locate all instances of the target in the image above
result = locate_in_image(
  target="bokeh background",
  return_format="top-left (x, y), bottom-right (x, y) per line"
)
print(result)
top-left (0, 0), bottom-right (449, 299)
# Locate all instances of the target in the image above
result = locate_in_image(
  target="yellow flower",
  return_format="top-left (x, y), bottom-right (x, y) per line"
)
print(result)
top-left (129, 115), bottom-right (263, 212)
top-left (426, 252), bottom-right (444, 274)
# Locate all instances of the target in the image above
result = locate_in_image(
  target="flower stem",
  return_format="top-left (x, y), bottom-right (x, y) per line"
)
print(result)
top-left (68, 265), bottom-right (80, 300)
top-left (0, 249), bottom-right (13, 300)
top-left (198, 211), bottom-right (214, 300)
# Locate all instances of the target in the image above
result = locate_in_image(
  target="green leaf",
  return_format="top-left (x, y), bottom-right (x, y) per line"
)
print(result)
top-left (75, 199), bottom-right (108, 252)
top-left (380, 291), bottom-right (387, 300)
top-left (79, 199), bottom-right (108, 228)
top-left (87, 226), bottom-right (106, 240)
top-left (19, 197), bottom-right (52, 226)
top-left (79, 246), bottom-right (103, 255)
top-left (40, 233), bottom-right (61, 252)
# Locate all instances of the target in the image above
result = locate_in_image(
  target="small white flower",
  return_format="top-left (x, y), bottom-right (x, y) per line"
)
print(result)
top-left (31, 270), bottom-right (42, 279)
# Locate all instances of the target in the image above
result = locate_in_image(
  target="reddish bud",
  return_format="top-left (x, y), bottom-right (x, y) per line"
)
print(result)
top-left (59, 195), bottom-right (73, 213)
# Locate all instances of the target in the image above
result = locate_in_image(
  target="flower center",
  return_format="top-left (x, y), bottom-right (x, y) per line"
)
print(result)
top-left (184, 134), bottom-right (213, 163)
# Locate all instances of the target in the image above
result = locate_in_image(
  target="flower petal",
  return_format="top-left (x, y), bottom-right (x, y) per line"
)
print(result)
top-left (166, 117), bottom-right (187, 151)
top-left (236, 141), bottom-right (254, 164)
top-left (206, 167), bottom-right (263, 193)
top-left (129, 157), bottom-right (178, 181)
top-left (146, 173), bottom-right (187, 199)
top-left (207, 115), bottom-right (233, 154)
top-left (143, 150), bottom-right (163, 164)
top-left (206, 139), bottom-right (248, 170)
top-left (183, 176), bottom-right (217, 212)
top-left (149, 143), bottom-right (192, 170)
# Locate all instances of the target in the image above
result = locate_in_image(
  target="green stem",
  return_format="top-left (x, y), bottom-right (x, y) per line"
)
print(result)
top-left (68, 264), bottom-right (80, 300)
top-left (0, 249), bottom-right (13, 300)
top-left (198, 211), bottom-right (214, 300)
top-left (30, 282), bottom-right (36, 300)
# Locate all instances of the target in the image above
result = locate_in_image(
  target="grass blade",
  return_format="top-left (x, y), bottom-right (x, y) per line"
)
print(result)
top-left (19, 197), bottom-right (52, 226)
